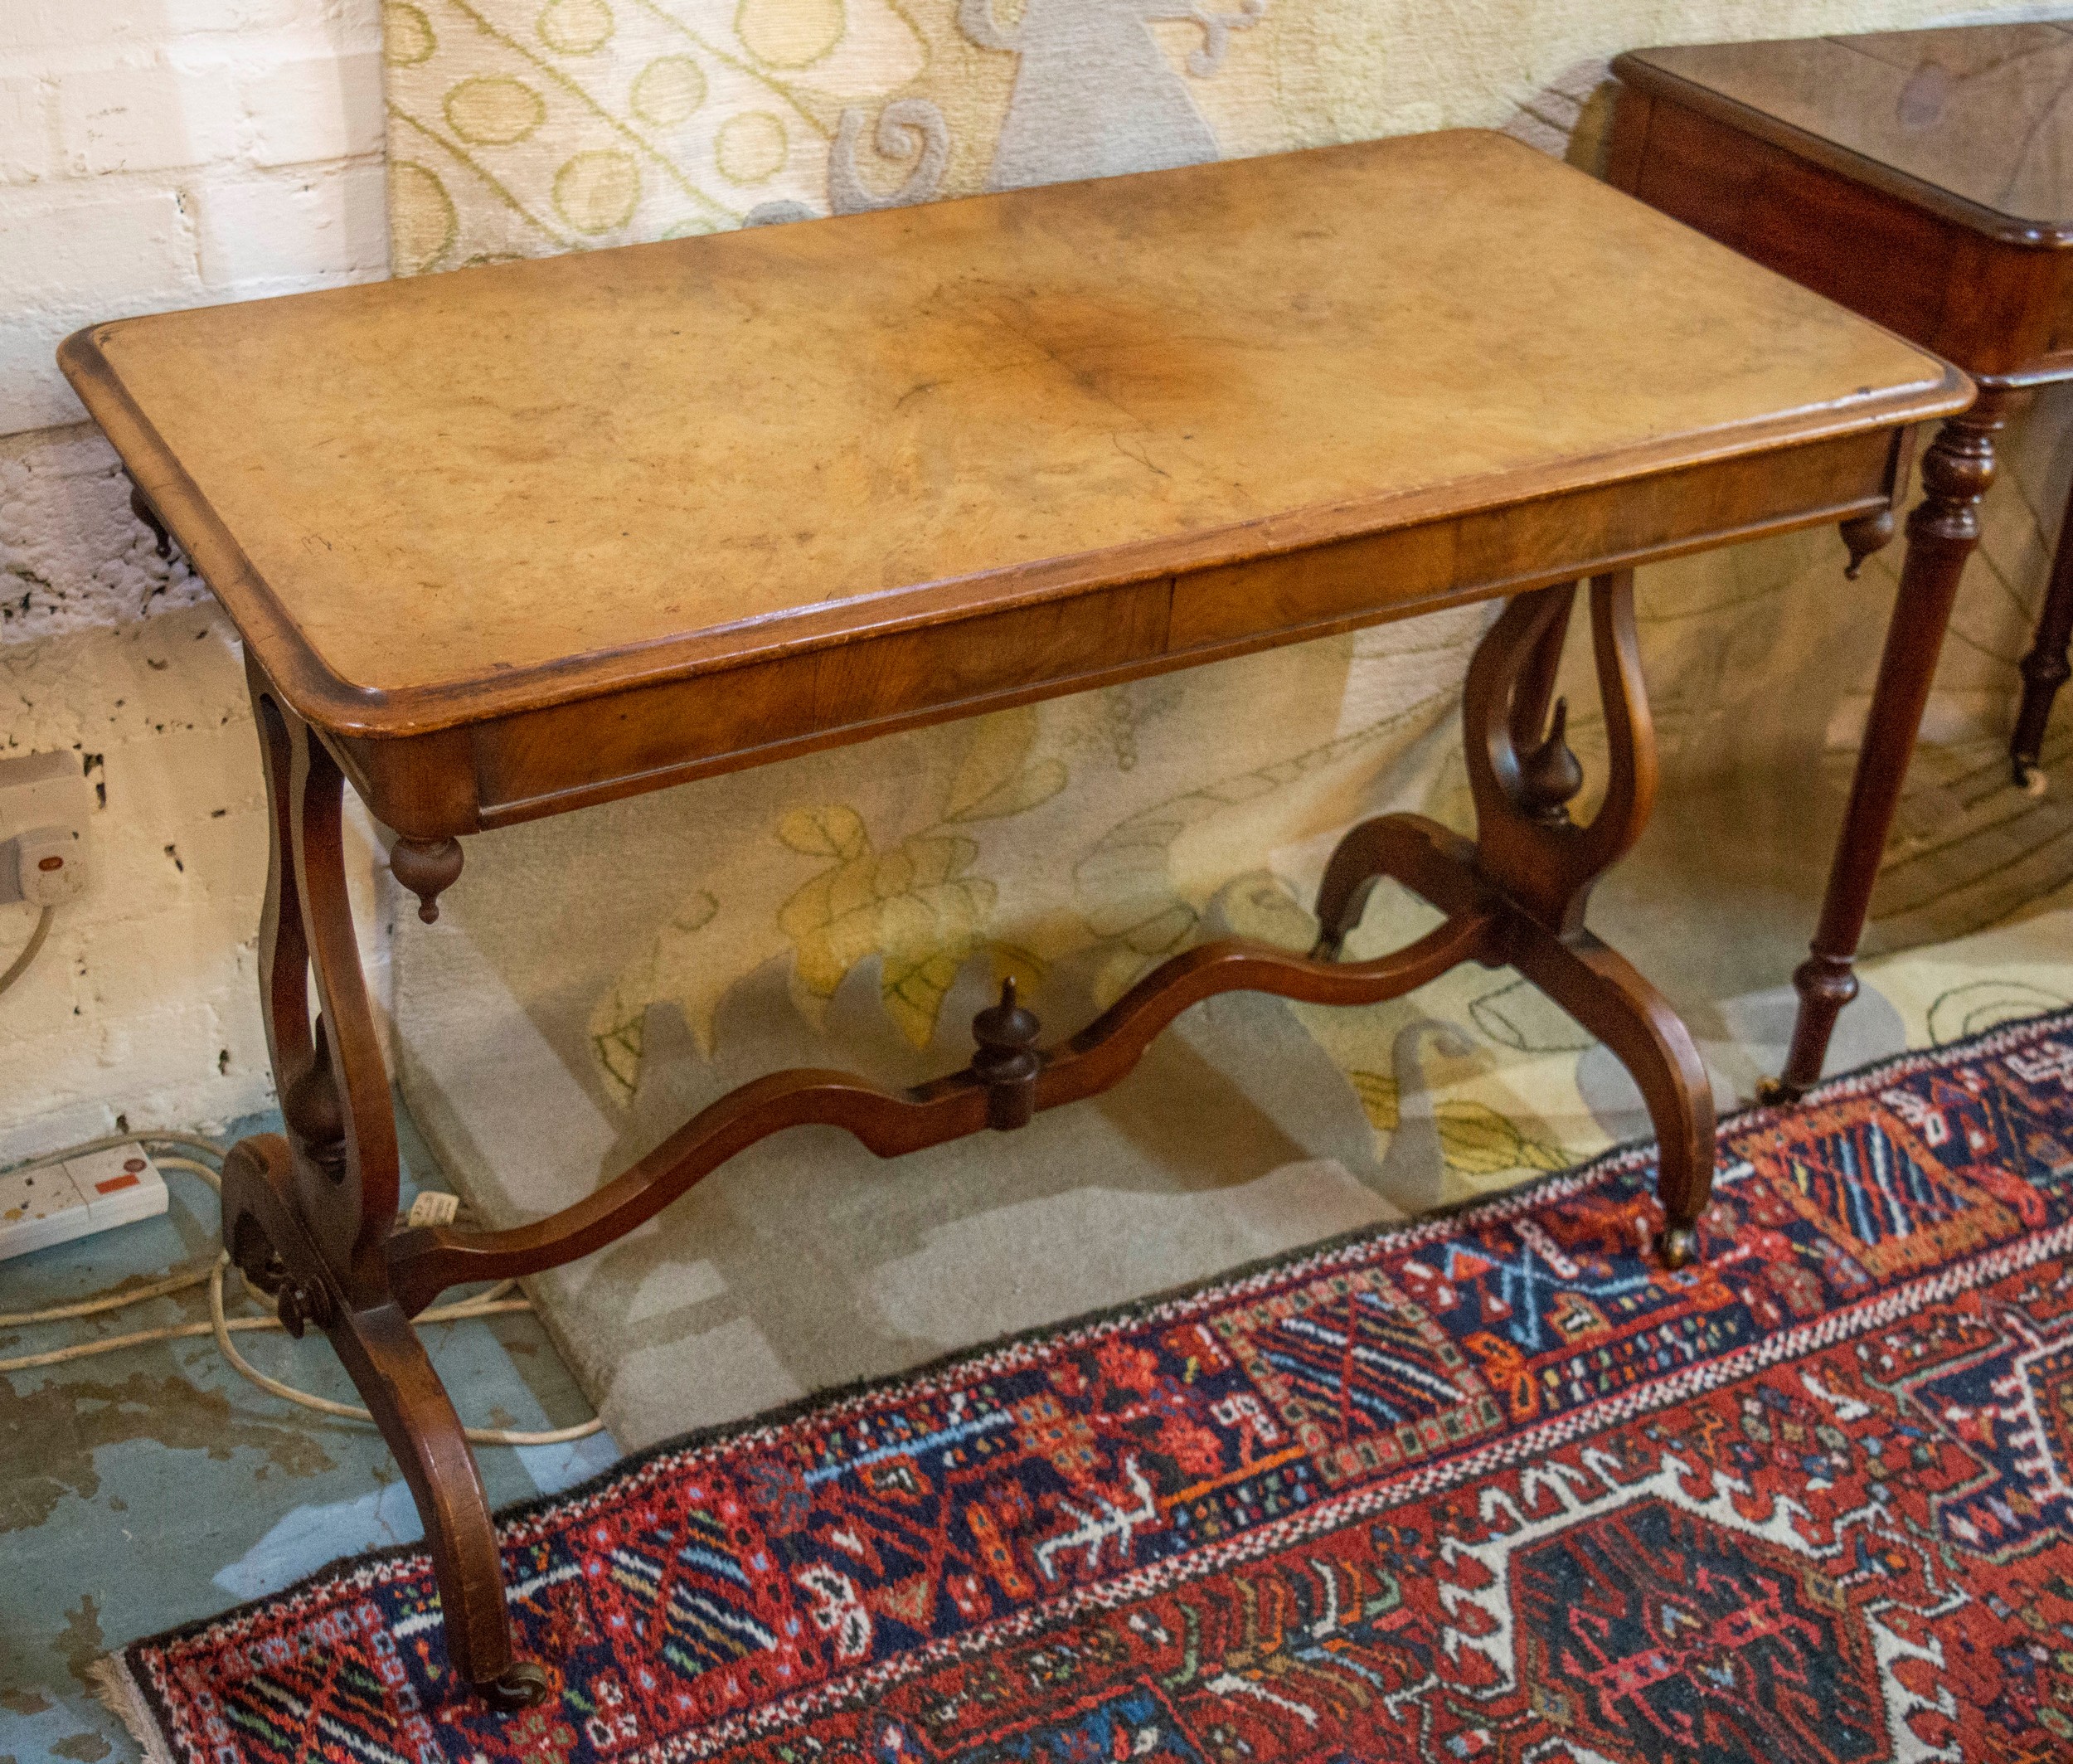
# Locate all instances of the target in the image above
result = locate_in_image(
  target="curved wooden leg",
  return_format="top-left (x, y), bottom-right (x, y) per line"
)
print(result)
top-left (1313, 577), bottom-right (1600, 953)
top-left (2013, 466), bottom-right (2073, 787)
top-left (331, 1308), bottom-right (546, 1705)
top-left (1768, 396), bottom-right (2013, 1102)
top-left (1313, 814), bottom-right (1486, 958)
top-left (1507, 927), bottom-right (1716, 1266)
top-left (221, 1138), bottom-right (547, 1704)
top-left (1315, 573), bottom-right (1712, 1263)
top-left (223, 661), bottom-right (544, 1710)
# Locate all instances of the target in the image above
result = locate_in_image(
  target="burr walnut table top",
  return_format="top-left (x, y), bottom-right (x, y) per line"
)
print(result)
top-left (1617, 23), bottom-right (2073, 242)
top-left (61, 129), bottom-right (1964, 833)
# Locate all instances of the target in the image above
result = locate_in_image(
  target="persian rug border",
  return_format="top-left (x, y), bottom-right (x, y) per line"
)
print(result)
top-left (105, 1005), bottom-right (2073, 1762)
top-left (620, 1198), bottom-right (2073, 1762)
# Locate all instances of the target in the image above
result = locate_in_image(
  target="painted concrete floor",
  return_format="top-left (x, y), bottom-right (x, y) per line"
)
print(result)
top-left (0, 1104), bottom-right (617, 1764)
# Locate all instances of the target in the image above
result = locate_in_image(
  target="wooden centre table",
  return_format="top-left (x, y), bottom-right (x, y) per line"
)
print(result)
top-left (60, 130), bottom-right (1967, 1708)
top-left (1611, 23), bottom-right (2073, 1099)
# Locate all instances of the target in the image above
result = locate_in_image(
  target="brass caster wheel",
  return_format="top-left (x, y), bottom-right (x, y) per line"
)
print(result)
top-left (1655, 1223), bottom-right (1700, 1271)
top-left (478, 1660), bottom-right (551, 1712)
top-left (1755, 1074), bottom-right (1804, 1107)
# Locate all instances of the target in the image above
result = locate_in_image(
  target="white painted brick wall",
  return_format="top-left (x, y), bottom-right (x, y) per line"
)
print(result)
top-left (0, 0), bottom-right (390, 1149)
top-left (57, 61), bottom-right (241, 176)
top-left (197, 160), bottom-right (388, 289)
top-left (0, 75), bottom-right (47, 184)
top-left (0, 584), bottom-right (395, 1157)
top-left (0, 0), bottom-right (388, 434)
top-left (241, 49), bottom-right (385, 168)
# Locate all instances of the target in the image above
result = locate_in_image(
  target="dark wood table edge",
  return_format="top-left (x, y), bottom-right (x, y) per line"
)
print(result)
top-left (1610, 49), bottom-right (2073, 248)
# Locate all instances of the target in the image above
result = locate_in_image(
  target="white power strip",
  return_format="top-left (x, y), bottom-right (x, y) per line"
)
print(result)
top-left (0, 1143), bottom-right (169, 1261)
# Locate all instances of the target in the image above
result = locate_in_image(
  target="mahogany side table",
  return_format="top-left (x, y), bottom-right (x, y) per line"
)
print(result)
top-left (59, 131), bottom-right (1964, 1707)
top-left (1612, 24), bottom-right (2073, 1099)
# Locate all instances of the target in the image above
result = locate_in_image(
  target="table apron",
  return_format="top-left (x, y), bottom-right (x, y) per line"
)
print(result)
top-left (330, 425), bottom-right (1901, 838)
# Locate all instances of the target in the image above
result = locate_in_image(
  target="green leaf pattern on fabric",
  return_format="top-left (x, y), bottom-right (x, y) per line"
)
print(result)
top-left (1350, 1069), bottom-right (1571, 1177)
top-left (769, 711), bottom-right (1064, 1048)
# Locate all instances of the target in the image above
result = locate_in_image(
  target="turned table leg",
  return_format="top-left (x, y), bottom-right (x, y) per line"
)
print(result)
top-left (2012, 459), bottom-right (2073, 787)
top-left (1768, 396), bottom-right (2013, 1102)
top-left (218, 659), bottom-right (548, 1711)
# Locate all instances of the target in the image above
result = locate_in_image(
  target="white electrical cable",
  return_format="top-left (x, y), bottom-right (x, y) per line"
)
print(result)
top-left (205, 1258), bottom-right (600, 1446)
top-left (5, 1130), bottom-right (229, 1177)
top-left (0, 1264), bottom-right (211, 1328)
top-left (153, 1154), bottom-right (224, 1187)
top-left (0, 1133), bottom-right (604, 1448)
top-left (0, 904), bottom-right (53, 999)
top-left (0, 1285), bottom-right (536, 1373)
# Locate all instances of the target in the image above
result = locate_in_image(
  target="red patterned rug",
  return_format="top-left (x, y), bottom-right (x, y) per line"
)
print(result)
top-left (103, 1012), bottom-right (2073, 1763)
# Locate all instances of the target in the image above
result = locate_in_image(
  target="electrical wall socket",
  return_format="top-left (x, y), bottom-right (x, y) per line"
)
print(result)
top-left (0, 751), bottom-right (90, 908)
top-left (0, 1144), bottom-right (169, 1261)
top-left (14, 828), bottom-right (86, 905)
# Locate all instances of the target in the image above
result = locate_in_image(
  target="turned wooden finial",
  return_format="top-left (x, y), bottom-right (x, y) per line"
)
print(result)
top-left (1515, 696), bottom-right (1585, 824)
top-left (391, 835), bottom-right (464, 923)
top-left (1838, 506), bottom-right (1895, 580)
top-left (971, 976), bottom-right (1041, 1130)
top-left (129, 480), bottom-right (173, 559)
top-left (280, 1057), bottom-right (344, 1153)
top-left (280, 1017), bottom-right (348, 1180)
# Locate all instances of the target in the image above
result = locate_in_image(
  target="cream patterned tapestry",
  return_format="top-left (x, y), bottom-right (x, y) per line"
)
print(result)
top-left (381, 0), bottom-right (2073, 1446)
top-left (382, 0), bottom-right (1391, 268)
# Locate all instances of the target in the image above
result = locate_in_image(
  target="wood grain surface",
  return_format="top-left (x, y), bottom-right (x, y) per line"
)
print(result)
top-left (62, 129), bottom-right (1962, 751)
top-left (1619, 26), bottom-right (2073, 243)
